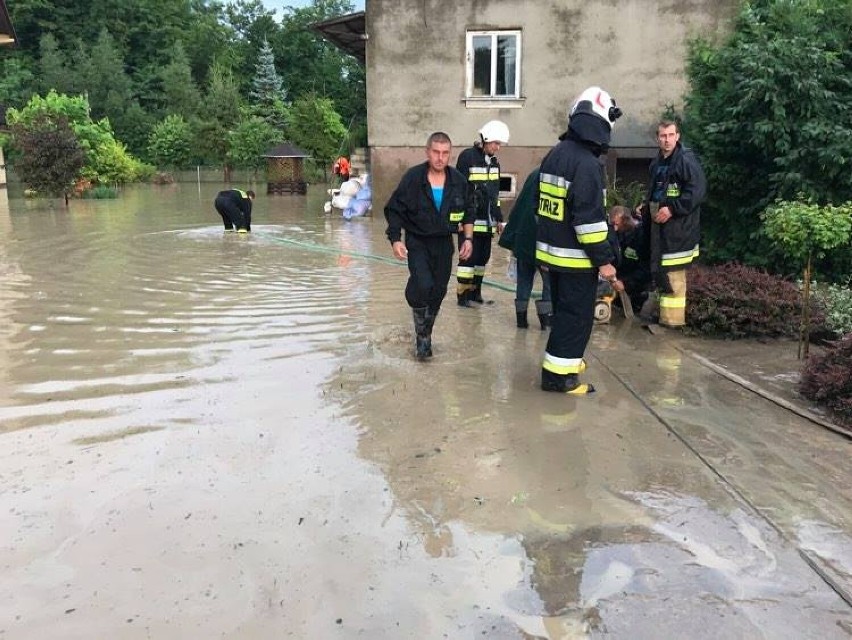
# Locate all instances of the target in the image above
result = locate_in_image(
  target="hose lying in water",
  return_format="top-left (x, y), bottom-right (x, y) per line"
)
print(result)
top-left (256, 231), bottom-right (518, 293)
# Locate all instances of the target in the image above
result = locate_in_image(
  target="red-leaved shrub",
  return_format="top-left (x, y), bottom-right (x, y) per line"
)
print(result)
top-left (687, 263), bottom-right (826, 338)
top-left (800, 334), bottom-right (852, 427)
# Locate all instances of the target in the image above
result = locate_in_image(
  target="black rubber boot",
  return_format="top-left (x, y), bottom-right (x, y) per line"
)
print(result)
top-left (514, 300), bottom-right (529, 328)
top-left (535, 300), bottom-right (553, 330)
top-left (541, 373), bottom-right (595, 395)
top-left (423, 308), bottom-right (438, 358)
top-left (457, 289), bottom-right (472, 307)
top-left (412, 307), bottom-right (432, 360)
top-left (471, 276), bottom-right (491, 304)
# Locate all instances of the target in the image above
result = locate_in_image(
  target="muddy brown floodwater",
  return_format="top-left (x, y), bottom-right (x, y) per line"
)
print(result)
top-left (1, 184), bottom-right (851, 639)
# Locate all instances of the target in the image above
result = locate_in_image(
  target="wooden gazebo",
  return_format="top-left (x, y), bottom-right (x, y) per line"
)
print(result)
top-left (262, 142), bottom-right (310, 195)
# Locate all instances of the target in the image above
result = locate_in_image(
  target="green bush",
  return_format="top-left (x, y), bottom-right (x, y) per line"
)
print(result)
top-left (82, 185), bottom-right (118, 199)
top-left (681, 0), bottom-right (852, 273)
top-left (814, 281), bottom-right (852, 337)
top-left (606, 178), bottom-right (645, 208)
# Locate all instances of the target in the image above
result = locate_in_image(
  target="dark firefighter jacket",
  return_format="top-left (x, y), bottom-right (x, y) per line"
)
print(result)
top-left (643, 142), bottom-right (706, 271)
top-left (217, 189), bottom-right (253, 217)
top-left (616, 222), bottom-right (651, 292)
top-left (384, 162), bottom-right (473, 243)
top-left (498, 168), bottom-right (538, 264)
top-left (535, 119), bottom-right (615, 273)
top-left (456, 146), bottom-right (502, 235)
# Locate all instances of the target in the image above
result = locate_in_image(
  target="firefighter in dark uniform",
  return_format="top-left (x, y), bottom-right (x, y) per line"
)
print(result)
top-left (455, 120), bottom-right (510, 306)
top-left (609, 205), bottom-right (652, 314)
top-left (536, 87), bottom-right (622, 395)
top-left (214, 188), bottom-right (255, 233)
top-left (385, 132), bottom-right (474, 360)
top-left (638, 120), bottom-right (706, 327)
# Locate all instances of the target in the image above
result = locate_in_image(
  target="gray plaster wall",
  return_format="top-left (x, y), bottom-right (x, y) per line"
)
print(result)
top-left (366, 0), bottom-right (737, 206)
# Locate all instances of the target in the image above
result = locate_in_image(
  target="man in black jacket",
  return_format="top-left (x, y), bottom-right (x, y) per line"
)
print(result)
top-left (536, 86), bottom-right (622, 395)
top-left (639, 121), bottom-right (706, 327)
top-left (214, 188), bottom-right (255, 232)
top-left (385, 132), bottom-right (474, 360)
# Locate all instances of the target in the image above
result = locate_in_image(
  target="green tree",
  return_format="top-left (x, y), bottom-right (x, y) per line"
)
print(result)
top-left (228, 116), bottom-right (279, 178)
top-left (272, 0), bottom-right (364, 125)
top-left (87, 28), bottom-right (133, 124)
top-left (90, 137), bottom-right (153, 185)
top-left (115, 100), bottom-right (154, 158)
top-left (249, 39), bottom-right (286, 121)
top-left (195, 63), bottom-right (245, 179)
top-left (682, 0), bottom-right (852, 270)
top-left (147, 114), bottom-right (193, 170)
top-left (287, 92), bottom-right (346, 174)
top-left (160, 41), bottom-right (201, 119)
top-left (65, 38), bottom-right (94, 97)
top-left (37, 33), bottom-right (67, 95)
top-left (762, 198), bottom-right (852, 357)
top-left (222, 0), bottom-right (279, 90)
top-left (0, 57), bottom-right (36, 108)
top-left (7, 91), bottom-right (146, 185)
top-left (10, 113), bottom-right (85, 204)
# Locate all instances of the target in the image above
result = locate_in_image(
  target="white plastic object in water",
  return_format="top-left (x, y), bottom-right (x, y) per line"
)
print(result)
top-left (339, 179), bottom-right (360, 197)
top-left (332, 193), bottom-right (352, 210)
top-left (323, 201), bottom-right (332, 214)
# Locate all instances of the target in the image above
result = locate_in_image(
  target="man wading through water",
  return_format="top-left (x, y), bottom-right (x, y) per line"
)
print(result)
top-left (385, 132), bottom-right (474, 360)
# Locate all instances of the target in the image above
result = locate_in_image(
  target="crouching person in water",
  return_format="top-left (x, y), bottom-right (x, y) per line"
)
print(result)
top-left (214, 188), bottom-right (255, 232)
top-left (385, 132), bottom-right (474, 360)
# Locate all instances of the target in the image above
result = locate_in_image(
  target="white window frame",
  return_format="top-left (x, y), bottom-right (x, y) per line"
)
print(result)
top-left (499, 174), bottom-right (518, 201)
top-left (465, 30), bottom-right (522, 103)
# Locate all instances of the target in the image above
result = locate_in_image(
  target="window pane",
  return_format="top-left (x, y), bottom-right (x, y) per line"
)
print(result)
top-left (495, 35), bottom-right (516, 96)
top-left (472, 35), bottom-right (492, 97)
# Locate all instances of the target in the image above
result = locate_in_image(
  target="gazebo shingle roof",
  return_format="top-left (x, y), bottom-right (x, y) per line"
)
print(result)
top-left (262, 143), bottom-right (311, 158)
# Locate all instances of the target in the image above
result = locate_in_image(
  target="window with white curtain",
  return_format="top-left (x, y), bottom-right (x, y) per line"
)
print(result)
top-left (465, 30), bottom-right (521, 99)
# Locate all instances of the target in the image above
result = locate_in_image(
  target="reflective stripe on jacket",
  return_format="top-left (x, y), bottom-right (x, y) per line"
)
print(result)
top-left (644, 143), bottom-right (706, 271)
top-left (456, 146), bottom-right (502, 235)
top-left (535, 138), bottom-right (614, 272)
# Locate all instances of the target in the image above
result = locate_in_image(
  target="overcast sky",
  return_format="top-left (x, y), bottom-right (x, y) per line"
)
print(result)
top-left (260, 0), bottom-right (365, 16)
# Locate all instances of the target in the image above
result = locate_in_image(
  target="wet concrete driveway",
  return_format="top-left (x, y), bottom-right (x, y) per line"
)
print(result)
top-left (0, 184), bottom-right (850, 638)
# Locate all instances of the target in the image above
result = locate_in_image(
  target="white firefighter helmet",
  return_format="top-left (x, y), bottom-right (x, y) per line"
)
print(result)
top-left (570, 86), bottom-right (623, 128)
top-left (479, 120), bottom-right (510, 144)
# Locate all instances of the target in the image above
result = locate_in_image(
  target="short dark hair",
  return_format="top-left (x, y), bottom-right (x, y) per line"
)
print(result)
top-left (246, 190), bottom-right (256, 198)
top-left (426, 131), bottom-right (452, 147)
top-left (657, 120), bottom-right (679, 133)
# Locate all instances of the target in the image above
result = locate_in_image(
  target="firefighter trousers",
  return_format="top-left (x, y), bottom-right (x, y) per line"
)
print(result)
top-left (659, 269), bottom-right (687, 327)
top-left (214, 196), bottom-right (249, 230)
top-left (541, 270), bottom-right (597, 390)
top-left (456, 234), bottom-right (492, 294)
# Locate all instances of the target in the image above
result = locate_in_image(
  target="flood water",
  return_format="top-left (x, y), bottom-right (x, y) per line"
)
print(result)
top-left (1, 183), bottom-right (851, 639)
